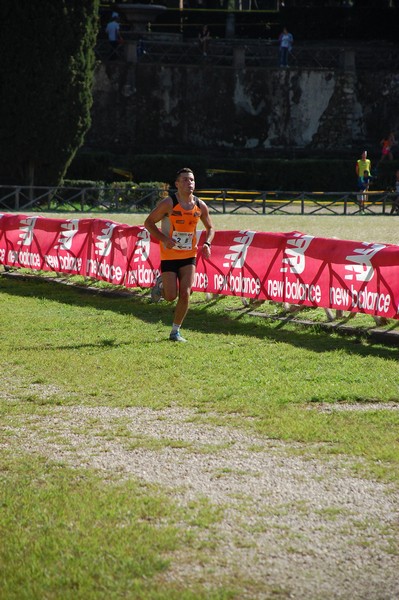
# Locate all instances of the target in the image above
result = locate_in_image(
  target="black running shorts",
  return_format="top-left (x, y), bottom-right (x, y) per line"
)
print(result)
top-left (160, 257), bottom-right (196, 273)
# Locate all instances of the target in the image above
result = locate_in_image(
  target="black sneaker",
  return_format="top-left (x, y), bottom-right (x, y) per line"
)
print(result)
top-left (151, 275), bottom-right (163, 303)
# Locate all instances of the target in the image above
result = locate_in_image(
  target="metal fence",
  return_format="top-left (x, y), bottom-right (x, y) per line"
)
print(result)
top-left (135, 39), bottom-right (346, 69)
top-left (198, 189), bottom-right (399, 215)
top-left (0, 185), bottom-right (165, 213)
top-left (1, 185), bottom-right (398, 216)
top-left (95, 38), bottom-right (399, 70)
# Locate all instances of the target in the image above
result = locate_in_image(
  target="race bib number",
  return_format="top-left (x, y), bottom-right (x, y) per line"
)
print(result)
top-left (172, 231), bottom-right (193, 250)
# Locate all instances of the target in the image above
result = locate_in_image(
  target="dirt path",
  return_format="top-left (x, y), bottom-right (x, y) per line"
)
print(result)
top-left (2, 404), bottom-right (398, 599)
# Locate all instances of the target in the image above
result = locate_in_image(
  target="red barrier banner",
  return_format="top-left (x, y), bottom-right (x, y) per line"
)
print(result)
top-left (193, 230), bottom-right (399, 320)
top-left (84, 219), bottom-right (130, 285)
top-left (124, 225), bottom-right (160, 289)
top-left (0, 214), bottom-right (398, 319)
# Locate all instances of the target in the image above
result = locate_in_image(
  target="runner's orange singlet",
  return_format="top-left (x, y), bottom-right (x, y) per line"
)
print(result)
top-left (160, 194), bottom-right (202, 261)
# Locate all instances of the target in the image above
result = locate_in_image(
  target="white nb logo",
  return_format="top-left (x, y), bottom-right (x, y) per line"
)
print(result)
top-left (133, 228), bottom-right (151, 263)
top-left (223, 231), bottom-right (256, 269)
top-left (94, 222), bottom-right (117, 257)
top-left (18, 217), bottom-right (38, 247)
top-left (281, 234), bottom-right (314, 274)
top-left (344, 243), bottom-right (385, 282)
top-left (55, 220), bottom-right (79, 251)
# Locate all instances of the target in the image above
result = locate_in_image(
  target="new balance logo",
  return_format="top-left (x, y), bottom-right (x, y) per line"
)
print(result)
top-left (281, 234), bottom-right (314, 274)
top-left (344, 243), bottom-right (385, 282)
top-left (18, 217), bottom-right (38, 247)
top-left (54, 220), bottom-right (79, 251)
top-left (133, 228), bottom-right (151, 263)
top-left (223, 231), bottom-right (256, 269)
top-left (94, 222), bottom-right (117, 257)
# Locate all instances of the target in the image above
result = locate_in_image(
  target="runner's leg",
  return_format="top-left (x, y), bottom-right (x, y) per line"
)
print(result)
top-left (162, 271), bottom-right (179, 302)
top-left (173, 264), bottom-right (195, 327)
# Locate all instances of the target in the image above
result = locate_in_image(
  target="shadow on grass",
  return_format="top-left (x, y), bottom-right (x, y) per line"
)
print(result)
top-left (1, 273), bottom-right (398, 360)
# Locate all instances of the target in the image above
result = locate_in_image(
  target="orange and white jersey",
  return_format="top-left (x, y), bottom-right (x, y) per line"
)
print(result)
top-left (160, 194), bottom-right (202, 261)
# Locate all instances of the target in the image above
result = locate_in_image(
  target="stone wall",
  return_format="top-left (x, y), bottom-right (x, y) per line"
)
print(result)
top-left (86, 56), bottom-right (399, 159)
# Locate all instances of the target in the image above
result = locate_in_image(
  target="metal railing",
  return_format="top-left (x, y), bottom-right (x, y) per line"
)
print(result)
top-left (95, 37), bottom-right (399, 70)
top-left (0, 185), bottom-right (166, 213)
top-left (1, 185), bottom-right (398, 216)
top-left (199, 189), bottom-right (399, 215)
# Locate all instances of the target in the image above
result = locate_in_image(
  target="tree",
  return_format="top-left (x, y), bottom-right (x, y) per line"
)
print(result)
top-left (0, 0), bottom-right (99, 186)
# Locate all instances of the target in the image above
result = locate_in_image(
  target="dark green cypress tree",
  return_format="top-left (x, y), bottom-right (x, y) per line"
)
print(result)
top-left (0, 0), bottom-right (99, 186)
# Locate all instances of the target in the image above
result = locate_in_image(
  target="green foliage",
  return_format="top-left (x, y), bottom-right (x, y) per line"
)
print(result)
top-left (108, 181), bottom-right (168, 210)
top-left (0, 0), bottom-right (100, 186)
top-left (68, 152), bottom-right (399, 191)
top-left (63, 179), bottom-right (105, 188)
top-left (56, 180), bottom-right (168, 211)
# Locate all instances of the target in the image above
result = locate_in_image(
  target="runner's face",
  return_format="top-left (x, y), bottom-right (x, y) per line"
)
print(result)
top-left (176, 172), bottom-right (195, 194)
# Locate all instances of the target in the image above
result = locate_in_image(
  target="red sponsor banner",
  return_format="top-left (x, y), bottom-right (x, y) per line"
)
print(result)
top-left (0, 214), bottom-right (92, 275)
top-left (41, 217), bottom-right (92, 276)
top-left (0, 214), bottom-right (48, 270)
top-left (192, 230), bottom-right (399, 319)
top-left (124, 225), bottom-right (160, 288)
top-left (84, 219), bottom-right (130, 285)
top-left (1, 215), bottom-right (398, 320)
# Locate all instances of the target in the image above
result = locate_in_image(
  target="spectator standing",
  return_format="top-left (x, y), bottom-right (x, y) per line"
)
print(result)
top-left (144, 168), bottom-right (215, 343)
top-left (390, 169), bottom-right (399, 215)
top-left (278, 27), bottom-right (293, 68)
top-left (105, 12), bottom-right (122, 60)
top-left (198, 24), bottom-right (211, 56)
top-left (379, 132), bottom-right (397, 162)
top-left (355, 150), bottom-right (371, 213)
top-left (357, 169), bottom-right (372, 213)
top-left (355, 150), bottom-right (371, 181)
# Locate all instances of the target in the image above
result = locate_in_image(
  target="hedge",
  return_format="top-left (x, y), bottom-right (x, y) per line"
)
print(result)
top-left (66, 152), bottom-right (399, 192)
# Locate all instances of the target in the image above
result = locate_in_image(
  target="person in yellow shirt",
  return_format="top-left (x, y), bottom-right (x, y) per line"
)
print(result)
top-left (144, 168), bottom-right (215, 342)
top-left (355, 150), bottom-right (371, 182)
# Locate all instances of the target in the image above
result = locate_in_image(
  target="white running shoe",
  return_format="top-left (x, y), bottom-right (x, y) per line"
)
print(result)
top-left (169, 331), bottom-right (187, 342)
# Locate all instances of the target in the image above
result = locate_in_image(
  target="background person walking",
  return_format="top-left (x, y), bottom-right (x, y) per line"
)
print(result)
top-left (105, 12), bottom-right (122, 60)
top-left (278, 27), bottom-right (293, 67)
top-left (198, 24), bottom-right (211, 56)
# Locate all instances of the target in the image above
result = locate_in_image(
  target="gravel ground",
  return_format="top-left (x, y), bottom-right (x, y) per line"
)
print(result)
top-left (2, 404), bottom-right (398, 599)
